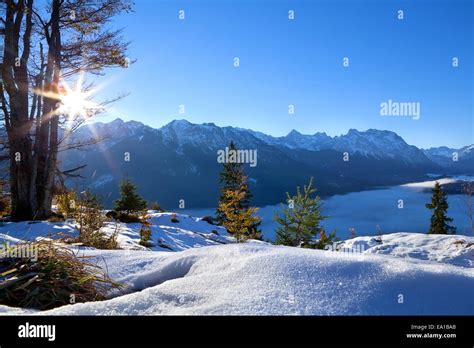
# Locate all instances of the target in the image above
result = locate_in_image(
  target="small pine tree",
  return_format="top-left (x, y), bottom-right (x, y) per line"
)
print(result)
top-left (219, 188), bottom-right (262, 241)
top-left (274, 177), bottom-right (326, 247)
top-left (78, 191), bottom-right (103, 231)
top-left (114, 179), bottom-right (147, 215)
top-left (150, 201), bottom-right (164, 212)
top-left (425, 182), bottom-right (456, 234)
top-left (216, 141), bottom-right (261, 238)
top-left (308, 229), bottom-right (338, 250)
top-left (139, 216), bottom-right (153, 247)
top-left (75, 191), bottom-right (118, 249)
top-left (216, 142), bottom-right (254, 215)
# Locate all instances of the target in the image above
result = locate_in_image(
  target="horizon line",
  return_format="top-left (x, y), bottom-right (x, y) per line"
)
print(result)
top-left (83, 116), bottom-right (473, 150)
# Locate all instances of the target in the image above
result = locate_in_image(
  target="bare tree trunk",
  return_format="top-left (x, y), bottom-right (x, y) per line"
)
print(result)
top-left (30, 44), bottom-right (45, 220)
top-left (36, 0), bottom-right (61, 219)
top-left (2, 0), bottom-right (36, 221)
top-left (8, 130), bottom-right (35, 220)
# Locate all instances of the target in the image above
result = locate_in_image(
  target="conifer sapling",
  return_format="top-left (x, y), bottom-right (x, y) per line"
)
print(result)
top-left (274, 177), bottom-right (327, 247)
top-left (425, 182), bottom-right (456, 234)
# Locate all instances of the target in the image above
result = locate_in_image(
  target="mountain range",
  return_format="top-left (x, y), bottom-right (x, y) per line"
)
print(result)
top-left (61, 118), bottom-right (473, 208)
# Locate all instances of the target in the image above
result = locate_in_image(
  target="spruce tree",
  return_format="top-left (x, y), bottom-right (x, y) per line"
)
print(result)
top-left (274, 177), bottom-right (326, 247)
top-left (114, 179), bottom-right (147, 215)
top-left (216, 141), bottom-right (261, 240)
top-left (425, 182), bottom-right (456, 234)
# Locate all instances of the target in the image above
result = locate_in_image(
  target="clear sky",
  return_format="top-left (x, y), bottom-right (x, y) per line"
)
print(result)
top-left (93, 0), bottom-right (473, 148)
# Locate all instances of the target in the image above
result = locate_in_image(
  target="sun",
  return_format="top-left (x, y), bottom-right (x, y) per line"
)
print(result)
top-left (33, 73), bottom-right (101, 125)
top-left (56, 75), bottom-right (99, 119)
top-left (58, 86), bottom-right (94, 118)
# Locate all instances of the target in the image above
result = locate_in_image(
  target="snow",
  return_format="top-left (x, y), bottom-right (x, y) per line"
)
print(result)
top-left (103, 212), bottom-right (234, 251)
top-left (401, 175), bottom-right (474, 190)
top-left (338, 232), bottom-right (474, 268)
top-left (0, 241), bottom-right (473, 315)
top-left (424, 145), bottom-right (474, 158)
top-left (0, 221), bottom-right (77, 245)
top-left (254, 176), bottom-right (474, 240)
top-left (80, 118), bottom-right (450, 164)
top-left (0, 212), bottom-right (234, 252)
top-left (1, 214), bottom-right (473, 315)
top-left (251, 126), bottom-right (431, 164)
top-left (402, 177), bottom-right (458, 189)
top-left (249, 126), bottom-right (427, 163)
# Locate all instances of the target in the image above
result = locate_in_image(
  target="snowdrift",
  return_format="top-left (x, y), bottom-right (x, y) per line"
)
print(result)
top-left (338, 232), bottom-right (474, 268)
top-left (0, 213), bottom-right (473, 315)
top-left (1, 242), bottom-right (473, 315)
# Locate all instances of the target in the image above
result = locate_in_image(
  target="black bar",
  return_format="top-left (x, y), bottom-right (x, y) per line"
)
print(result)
top-left (0, 316), bottom-right (472, 347)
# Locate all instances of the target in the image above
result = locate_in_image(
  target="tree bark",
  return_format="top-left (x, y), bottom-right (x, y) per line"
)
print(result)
top-left (2, 0), bottom-right (130, 221)
top-left (35, 0), bottom-right (61, 219)
top-left (2, 0), bottom-right (36, 221)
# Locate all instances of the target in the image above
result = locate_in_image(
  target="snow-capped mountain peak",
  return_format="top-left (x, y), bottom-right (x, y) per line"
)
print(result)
top-left (71, 119), bottom-right (441, 165)
top-left (165, 119), bottom-right (193, 130)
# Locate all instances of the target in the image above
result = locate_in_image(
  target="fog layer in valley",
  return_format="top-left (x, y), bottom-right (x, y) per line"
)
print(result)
top-left (184, 177), bottom-right (474, 241)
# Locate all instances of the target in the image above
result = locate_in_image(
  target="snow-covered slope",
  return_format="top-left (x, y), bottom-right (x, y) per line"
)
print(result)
top-left (1, 241), bottom-right (473, 315)
top-left (161, 121), bottom-right (433, 164)
top-left (107, 212), bottom-right (234, 251)
top-left (423, 145), bottom-right (474, 168)
top-left (75, 118), bottom-right (437, 164)
top-left (71, 118), bottom-right (150, 144)
top-left (423, 145), bottom-right (473, 159)
top-left (1, 216), bottom-right (473, 315)
top-left (0, 212), bottom-right (235, 252)
top-left (328, 129), bottom-right (430, 164)
top-left (338, 232), bottom-right (474, 268)
top-left (251, 127), bottom-right (427, 163)
top-left (62, 118), bottom-right (455, 208)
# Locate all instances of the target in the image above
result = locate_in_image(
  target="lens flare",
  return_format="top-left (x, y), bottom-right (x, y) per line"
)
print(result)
top-left (34, 73), bottom-right (102, 130)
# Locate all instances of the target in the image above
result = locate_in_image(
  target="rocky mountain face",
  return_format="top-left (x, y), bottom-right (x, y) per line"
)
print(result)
top-left (60, 118), bottom-right (470, 208)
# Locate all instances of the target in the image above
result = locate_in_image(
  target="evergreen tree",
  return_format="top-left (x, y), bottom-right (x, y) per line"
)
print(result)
top-left (77, 191), bottom-right (103, 233)
top-left (308, 229), bottom-right (338, 250)
top-left (76, 191), bottom-right (119, 249)
top-left (150, 201), bottom-right (164, 212)
top-left (114, 179), bottom-right (147, 215)
top-left (139, 216), bottom-right (153, 247)
top-left (216, 141), bottom-right (261, 240)
top-left (219, 188), bottom-right (261, 241)
top-left (216, 142), bottom-right (250, 221)
top-left (274, 177), bottom-right (326, 247)
top-left (425, 182), bottom-right (456, 234)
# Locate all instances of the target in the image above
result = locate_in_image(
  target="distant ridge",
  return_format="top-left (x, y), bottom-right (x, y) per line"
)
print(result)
top-left (61, 118), bottom-right (473, 208)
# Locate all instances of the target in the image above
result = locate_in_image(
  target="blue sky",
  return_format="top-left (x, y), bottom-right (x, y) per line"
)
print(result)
top-left (94, 0), bottom-right (473, 148)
